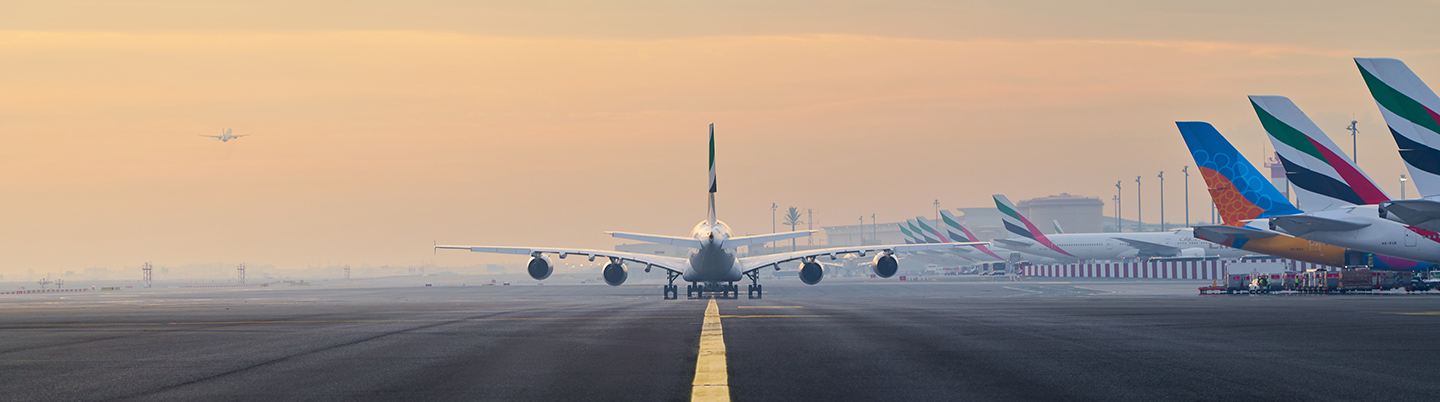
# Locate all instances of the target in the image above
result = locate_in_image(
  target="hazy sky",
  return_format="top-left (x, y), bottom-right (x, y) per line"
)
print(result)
top-left (3, 1), bottom-right (1439, 277)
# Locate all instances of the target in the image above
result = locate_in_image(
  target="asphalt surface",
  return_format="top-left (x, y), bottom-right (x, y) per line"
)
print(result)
top-left (4, 276), bottom-right (1440, 401)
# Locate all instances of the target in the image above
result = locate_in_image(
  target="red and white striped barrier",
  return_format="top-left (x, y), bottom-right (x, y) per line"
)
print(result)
top-left (1022, 258), bottom-right (1333, 280)
top-left (1, 288), bottom-right (91, 295)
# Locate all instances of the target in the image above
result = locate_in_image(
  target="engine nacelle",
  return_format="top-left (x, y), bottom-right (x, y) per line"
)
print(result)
top-left (1177, 248), bottom-right (1205, 257)
top-left (799, 262), bottom-right (824, 285)
top-left (871, 254), bottom-right (899, 278)
top-left (527, 255), bottom-right (554, 281)
top-left (602, 262), bottom-right (628, 286)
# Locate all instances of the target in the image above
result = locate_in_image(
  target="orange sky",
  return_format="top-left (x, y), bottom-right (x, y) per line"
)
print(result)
top-left (2, 1), bottom-right (1438, 278)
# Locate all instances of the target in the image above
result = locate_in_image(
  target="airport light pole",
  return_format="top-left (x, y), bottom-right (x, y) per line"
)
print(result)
top-left (771, 202), bottom-right (777, 250)
top-left (1347, 119), bottom-right (1359, 165)
top-left (1136, 176), bottom-right (1142, 232)
top-left (933, 199), bottom-right (940, 229)
top-left (1158, 171), bottom-right (1165, 231)
top-left (871, 213), bottom-right (877, 245)
top-left (1401, 175), bottom-right (1408, 199)
top-left (1182, 166), bottom-right (1189, 228)
top-left (1112, 195), bottom-right (1120, 232)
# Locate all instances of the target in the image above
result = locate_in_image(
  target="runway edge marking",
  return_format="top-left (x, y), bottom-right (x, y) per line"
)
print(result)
top-left (691, 298), bottom-right (730, 402)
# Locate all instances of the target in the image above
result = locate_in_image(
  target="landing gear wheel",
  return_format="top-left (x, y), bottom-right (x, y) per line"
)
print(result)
top-left (663, 284), bottom-right (678, 300)
top-left (748, 284), bottom-right (762, 299)
top-left (687, 284), bottom-right (697, 299)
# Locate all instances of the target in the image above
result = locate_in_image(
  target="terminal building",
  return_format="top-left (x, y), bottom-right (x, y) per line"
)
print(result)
top-left (1015, 193), bottom-right (1104, 234)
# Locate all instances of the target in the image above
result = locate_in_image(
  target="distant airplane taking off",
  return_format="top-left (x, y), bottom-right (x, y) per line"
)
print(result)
top-left (436, 124), bottom-right (979, 300)
top-left (200, 128), bottom-right (249, 142)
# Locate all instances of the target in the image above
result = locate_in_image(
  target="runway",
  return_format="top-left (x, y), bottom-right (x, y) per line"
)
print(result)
top-left (3, 277), bottom-right (1439, 401)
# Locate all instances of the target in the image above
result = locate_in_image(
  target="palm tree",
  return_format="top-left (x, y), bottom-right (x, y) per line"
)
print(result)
top-left (782, 206), bottom-right (803, 252)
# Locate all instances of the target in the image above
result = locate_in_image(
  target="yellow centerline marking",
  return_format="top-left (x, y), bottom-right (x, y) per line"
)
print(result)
top-left (736, 306), bottom-right (802, 309)
top-left (691, 298), bottom-right (730, 402)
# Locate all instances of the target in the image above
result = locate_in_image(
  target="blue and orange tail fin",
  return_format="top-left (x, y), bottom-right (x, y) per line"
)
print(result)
top-left (1176, 121), bottom-right (1303, 224)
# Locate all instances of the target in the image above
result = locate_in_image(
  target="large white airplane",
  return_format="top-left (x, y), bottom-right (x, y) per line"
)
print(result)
top-left (1177, 120), bottom-right (1436, 271)
top-left (988, 194), bottom-right (1247, 262)
top-left (1223, 67), bottom-right (1440, 264)
top-left (436, 124), bottom-right (977, 299)
top-left (200, 128), bottom-right (249, 142)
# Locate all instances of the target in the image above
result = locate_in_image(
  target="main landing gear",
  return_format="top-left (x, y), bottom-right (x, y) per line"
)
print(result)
top-left (663, 271), bottom-right (681, 300)
top-left (745, 271), bottom-right (762, 299)
top-left (685, 281), bottom-right (741, 299)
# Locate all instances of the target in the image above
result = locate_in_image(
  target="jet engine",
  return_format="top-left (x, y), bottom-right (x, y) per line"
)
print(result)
top-left (602, 262), bottom-right (628, 286)
top-left (527, 255), bottom-right (554, 280)
top-left (1177, 248), bottom-right (1205, 257)
top-left (871, 254), bottom-right (899, 278)
top-left (799, 261), bottom-right (825, 285)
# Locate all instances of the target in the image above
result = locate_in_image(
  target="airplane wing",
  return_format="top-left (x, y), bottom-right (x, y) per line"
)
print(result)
top-left (1192, 225), bottom-right (1280, 241)
top-left (1269, 215), bottom-right (1371, 237)
top-left (990, 238), bottom-right (1034, 249)
top-left (724, 231), bottom-right (816, 249)
top-left (605, 232), bottom-right (704, 249)
top-left (233, 134), bottom-right (250, 138)
top-left (434, 245), bottom-right (689, 274)
top-left (1381, 199), bottom-right (1440, 228)
top-left (737, 243), bottom-right (982, 274)
top-left (1109, 237), bottom-right (1180, 258)
top-left (199, 134), bottom-right (222, 139)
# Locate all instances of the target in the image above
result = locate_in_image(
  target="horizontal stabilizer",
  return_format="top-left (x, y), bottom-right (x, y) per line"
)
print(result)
top-left (1381, 199), bottom-right (1440, 228)
top-left (1192, 225), bottom-right (1280, 241)
top-left (724, 231), bottom-right (816, 249)
top-left (606, 232), bottom-right (705, 249)
top-left (1270, 215), bottom-right (1371, 236)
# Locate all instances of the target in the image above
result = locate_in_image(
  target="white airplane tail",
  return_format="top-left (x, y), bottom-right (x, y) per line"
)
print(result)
top-left (1250, 95), bottom-right (1389, 209)
top-left (1356, 58), bottom-right (1440, 197)
top-left (707, 123), bottom-right (717, 225)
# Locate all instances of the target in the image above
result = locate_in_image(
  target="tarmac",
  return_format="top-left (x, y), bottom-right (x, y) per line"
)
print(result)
top-left (3, 276), bottom-right (1440, 401)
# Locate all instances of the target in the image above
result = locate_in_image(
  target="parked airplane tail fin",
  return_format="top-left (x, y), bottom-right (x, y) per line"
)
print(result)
top-left (1356, 58), bottom-right (1440, 198)
top-left (993, 194), bottom-right (1073, 257)
top-left (1250, 95), bottom-right (1389, 209)
top-left (1176, 121), bottom-right (1303, 223)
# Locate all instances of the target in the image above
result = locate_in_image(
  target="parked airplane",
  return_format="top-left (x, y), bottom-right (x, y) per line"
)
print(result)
top-left (200, 128), bottom-right (249, 142)
top-left (937, 210), bottom-right (1060, 264)
top-left (1355, 58), bottom-right (1440, 231)
top-left (1178, 120), bottom-right (1436, 271)
top-left (989, 194), bottom-right (1245, 262)
top-left (436, 124), bottom-right (976, 299)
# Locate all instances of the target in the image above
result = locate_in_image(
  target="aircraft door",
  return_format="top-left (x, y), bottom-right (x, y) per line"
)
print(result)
top-left (1406, 231), bottom-right (1418, 247)
top-left (1105, 240), bottom-right (1113, 250)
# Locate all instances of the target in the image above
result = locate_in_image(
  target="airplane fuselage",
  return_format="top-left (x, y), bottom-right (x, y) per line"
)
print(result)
top-left (1282, 206), bottom-right (1440, 264)
top-left (993, 229), bottom-right (1246, 262)
top-left (683, 220), bottom-right (742, 282)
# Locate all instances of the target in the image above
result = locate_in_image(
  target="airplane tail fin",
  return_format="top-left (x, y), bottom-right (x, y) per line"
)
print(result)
top-left (898, 222), bottom-right (917, 244)
top-left (707, 123), bottom-right (717, 225)
top-left (914, 216), bottom-right (949, 242)
top-left (1250, 95), bottom-right (1389, 209)
top-left (1052, 220), bottom-right (1065, 234)
top-left (941, 209), bottom-right (1007, 261)
top-left (993, 194), bottom-right (1074, 257)
top-left (906, 219), bottom-right (937, 243)
top-left (1355, 58), bottom-right (1440, 198)
top-left (1175, 121), bottom-right (1303, 223)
